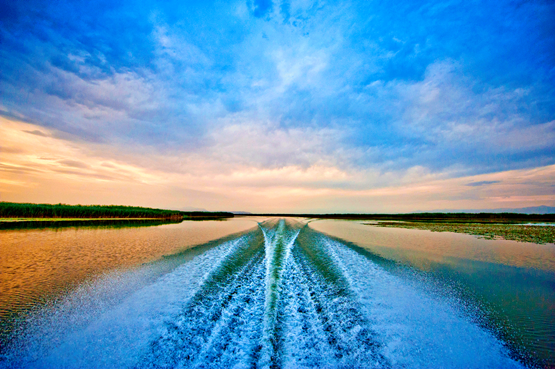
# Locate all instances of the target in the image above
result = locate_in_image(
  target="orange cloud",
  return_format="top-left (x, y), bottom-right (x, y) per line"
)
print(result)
top-left (1, 116), bottom-right (554, 212)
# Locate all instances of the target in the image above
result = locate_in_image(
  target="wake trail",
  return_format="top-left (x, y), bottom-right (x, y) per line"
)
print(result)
top-left (258, 219), bottom-right (300, 368)
top-left (137, 229), bottom-right (266, 368)
top-left (4, 232), bottom-right (263, 369)
top-left (277, 226), bottom-right (389, 368)
top-left (1, 219), bottom-right (528, 369)
top-left (310, 229), bottom-right (525, 369)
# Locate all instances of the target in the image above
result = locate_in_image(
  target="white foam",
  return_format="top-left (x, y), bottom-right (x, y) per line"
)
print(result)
top-left (3, 226), bottom-right (529, 369)
top-left (6, 237), bottom-right (246, 369)
top-left (321, 235), bottom-right (525, 369)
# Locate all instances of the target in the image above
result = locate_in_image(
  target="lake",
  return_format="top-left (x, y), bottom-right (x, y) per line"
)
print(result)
top-left (1, 218), bottom-right (553, 368)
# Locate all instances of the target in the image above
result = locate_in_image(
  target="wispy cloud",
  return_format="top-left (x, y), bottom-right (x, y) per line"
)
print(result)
top-left (466, 181), bottom-right (501, 187)
top-left (23, 130), bottom-right (49, 137)
top-left (0, 0), bottom-right (554, 211)
top-left (58, 160), bottom-right (90, 169)
top-left (1, 118), bottom-right (554, 212)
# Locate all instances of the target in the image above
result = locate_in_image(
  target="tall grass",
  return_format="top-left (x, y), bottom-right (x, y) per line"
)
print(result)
top-left (0, 202), bottom-right (233, 219)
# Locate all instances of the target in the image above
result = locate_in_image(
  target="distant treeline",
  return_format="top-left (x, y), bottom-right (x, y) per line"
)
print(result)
top-left (251, 212), bottom-right (555, 222)
top-left (0, 202), bottom-right (234, 220)
top-left (0, 219), bottom-right (183, 230)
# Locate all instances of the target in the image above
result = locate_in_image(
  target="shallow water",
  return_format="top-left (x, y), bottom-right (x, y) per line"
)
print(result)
top-left (0, 218), bottom-right (552, 368)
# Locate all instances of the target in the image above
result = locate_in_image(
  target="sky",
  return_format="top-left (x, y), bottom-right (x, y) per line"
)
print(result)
top-left (0, 0), bottom-right (554, 213)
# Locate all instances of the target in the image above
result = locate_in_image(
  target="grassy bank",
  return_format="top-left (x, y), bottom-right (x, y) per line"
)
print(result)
top-left (371, 222), bottom-right (555, 244)
top-left (0, 202), bottom-right (233, 220)
top-left (0, 217), bottom-right (167, 222)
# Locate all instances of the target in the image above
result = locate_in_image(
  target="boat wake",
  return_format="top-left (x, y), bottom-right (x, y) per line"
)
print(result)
top-left (2, 219), bottom-right (525, 368)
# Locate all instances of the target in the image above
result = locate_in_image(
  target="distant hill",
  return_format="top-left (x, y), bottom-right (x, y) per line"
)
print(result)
top-left (231, 211), bottom-right (253, 215)
top-left (430, 205), bottom-right (555, 214)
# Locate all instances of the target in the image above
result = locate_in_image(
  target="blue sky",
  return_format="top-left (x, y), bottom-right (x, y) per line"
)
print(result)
top-left (1, 0), bottom-right (554, 211)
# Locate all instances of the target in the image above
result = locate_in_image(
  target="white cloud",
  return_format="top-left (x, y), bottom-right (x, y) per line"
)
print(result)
top-left (2, 117), bottom-right (553, 212)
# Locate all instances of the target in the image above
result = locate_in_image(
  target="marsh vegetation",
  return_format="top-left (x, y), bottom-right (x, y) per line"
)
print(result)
top-left (372, 221), bottom-right (555, 244)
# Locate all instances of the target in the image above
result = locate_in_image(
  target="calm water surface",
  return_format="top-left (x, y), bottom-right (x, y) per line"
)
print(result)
top-left (0, 218), bottom-right (259, 342)
top-left (1, 217), bottom-right (553, 368)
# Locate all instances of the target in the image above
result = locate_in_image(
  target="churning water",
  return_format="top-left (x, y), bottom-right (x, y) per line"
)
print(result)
top-left (0, 218), bottom-right (552, 368)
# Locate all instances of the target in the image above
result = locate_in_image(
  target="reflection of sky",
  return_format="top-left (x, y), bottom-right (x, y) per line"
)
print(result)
top-left (310, 220), bottom-right (555, 271)
top-left (1, 0), bottom-right (554, 211)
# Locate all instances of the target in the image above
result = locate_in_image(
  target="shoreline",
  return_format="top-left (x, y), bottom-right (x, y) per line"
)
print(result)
top-left (370, 221), bottom-right (555, 244)
top-left (0, 217), bottom-right (171, 222)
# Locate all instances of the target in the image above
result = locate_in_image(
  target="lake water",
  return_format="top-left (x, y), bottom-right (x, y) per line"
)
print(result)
top-left (0, 218), bottom-right (553, 368)
top-left (310, 220), bottom-right (555, 368)
top-left (0, 219), bottom-right (260, 344)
